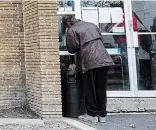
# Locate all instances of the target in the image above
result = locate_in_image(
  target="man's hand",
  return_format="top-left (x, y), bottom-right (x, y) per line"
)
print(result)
top-left (68, 64), bottom-right (76, 70)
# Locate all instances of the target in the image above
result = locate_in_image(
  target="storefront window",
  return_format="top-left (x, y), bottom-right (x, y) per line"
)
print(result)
top-left (81, 1), bottom-right (125, 34)
top-left (58, 0), bottom-right (156, 96)
top-left (102, 35), bottom-right (130, 91)
top-left (57, 0), bottom-right (74, 12)
top-left (57, 0), bottom-right (75, 50)
top-left (57, 0), bottom-right (76, 71)
top-left (132, 1), bottom-right (156, 90)
top-left (132, 1), bottom-right (156, 32)
top-left (80, 1), bottom-right (130, 91)
top-left (132, 33), bottom-right (156, 91)
top-left (58, 15), bottom-right (75, 51)
top-left (81, 1), bottom-right (104, 7)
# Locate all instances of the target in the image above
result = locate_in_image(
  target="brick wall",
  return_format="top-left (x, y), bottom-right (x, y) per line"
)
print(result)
top-left (23, 0), bottom-right (42, 116)
top-left (38, 0), bottom-right (62, 118)
top-left (23, 0), bottom-right (62, 118)
top-left (0, 0), bottom-right (26, 109)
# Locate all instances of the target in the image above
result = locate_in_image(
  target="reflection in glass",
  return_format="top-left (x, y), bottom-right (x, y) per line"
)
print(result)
top-left (139, 49), bottom-right (152, 90)
top-left (81, 1), bottom-right (125, 33)
top-left (58, 15), bottom-right (75, 51)
top-left (138, 34), bottom-right (156, 90)
top-left (81, 1), bottom-right (103, 7)
top-left (58, 15), bottom-right (67, 51)
top-left (132, 1), bottom-right (156, 32)
top-left (102, 35), bottom-right (130, 91)
top-left (58, 16), bottom-right (62, 43)
top-left (132, 1), bottom-right (156, 90)
top-left (81, 0), bottom-right (121, 8)
top-left (81, 1), bottom-right (130, 91)
top-left (57, 0), bottom-right (74, 12)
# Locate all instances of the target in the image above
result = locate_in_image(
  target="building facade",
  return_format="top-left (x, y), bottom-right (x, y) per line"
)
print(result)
top-left (0, 0), bottom-right (61, 118)
top-left (59, 0), bottom-right (156, 113)
top-left (0, 0), bottom-right (156, 118)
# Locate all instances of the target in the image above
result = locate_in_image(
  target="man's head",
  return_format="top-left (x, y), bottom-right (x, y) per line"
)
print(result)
top-left (62, 15), bottom-right (76, 28)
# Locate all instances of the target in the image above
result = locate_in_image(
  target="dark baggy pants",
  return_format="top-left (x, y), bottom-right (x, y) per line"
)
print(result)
top-left (82, 67), bottom-right (109, 117)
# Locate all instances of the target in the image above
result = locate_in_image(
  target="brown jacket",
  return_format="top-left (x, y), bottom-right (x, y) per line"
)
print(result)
top-left (66, 20), bottom-right (114, 73)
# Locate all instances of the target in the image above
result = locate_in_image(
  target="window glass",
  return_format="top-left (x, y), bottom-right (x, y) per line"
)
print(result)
top-left (81, 1), bottom-right (125, 33)
top-left (58, 15), bottom-right (75, 51)
top-left (57, 0), bottom-right (74, 12)
top-left (132, 1), bottom-right (156, 90)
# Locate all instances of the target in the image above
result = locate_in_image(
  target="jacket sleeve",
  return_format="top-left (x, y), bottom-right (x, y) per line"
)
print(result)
top-left (66, 29), bottom-right (80, 53)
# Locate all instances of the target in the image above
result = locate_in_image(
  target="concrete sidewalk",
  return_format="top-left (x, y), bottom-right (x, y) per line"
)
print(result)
top-left (74, 113), bottom-right (156, 130)
top-left (0, 108), bottom-right (80, 130)
top-left (0, 118), bottom-right (80, 130)
top-left (0, 113), bottom-right (156, 130)
top-left (0, 108), bottom-right (155, 130)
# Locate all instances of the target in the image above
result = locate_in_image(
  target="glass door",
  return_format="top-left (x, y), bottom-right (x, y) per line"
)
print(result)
top-left (129, 0), bottom-right (156, 97)
top-left (58, 0), bottom-right (139, 97)
top-left (58, 0), bottom-right (156, 97)
top-left (80, 0), bottom-right (135, 97)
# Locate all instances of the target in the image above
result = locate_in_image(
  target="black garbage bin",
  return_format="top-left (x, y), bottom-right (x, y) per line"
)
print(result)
top-left (61, 69), bottom-right (85, 118)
